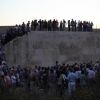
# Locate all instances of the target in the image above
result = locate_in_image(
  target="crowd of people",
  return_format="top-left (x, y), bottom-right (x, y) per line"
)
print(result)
top-left (27, 19), bottom-right (93, 32)
top-left (0, 19), bottom-right (93, 45)
top-left (0, 59), bottom-right (99, 96)
top-left (0, 19), bottom-right (96, 97)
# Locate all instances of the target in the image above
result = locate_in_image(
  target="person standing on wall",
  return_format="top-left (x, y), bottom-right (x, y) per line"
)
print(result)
top-left (68, 20), bottom-right (70, 32)
top-left (74, 20), bottom-right (77, 32)
top-left (71, 19), bottom-right (74, 31)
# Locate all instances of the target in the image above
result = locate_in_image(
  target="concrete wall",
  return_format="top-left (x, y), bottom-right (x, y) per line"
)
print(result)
top-left (4, 31), bottom-right (100, 67)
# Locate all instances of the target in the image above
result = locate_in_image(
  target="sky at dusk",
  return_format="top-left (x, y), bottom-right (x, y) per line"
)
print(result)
top-left (0, 0), bottom-right (100, 28)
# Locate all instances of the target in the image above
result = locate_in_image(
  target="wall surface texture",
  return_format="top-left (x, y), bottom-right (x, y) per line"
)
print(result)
top-left (4, 31), bottom-right (100, 67)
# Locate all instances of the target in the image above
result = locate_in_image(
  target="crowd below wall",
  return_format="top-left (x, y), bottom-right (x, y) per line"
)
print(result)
top-left (0, 60), bottom-right (99, 97)
top-left (0, 19), bottom-right (93, 45)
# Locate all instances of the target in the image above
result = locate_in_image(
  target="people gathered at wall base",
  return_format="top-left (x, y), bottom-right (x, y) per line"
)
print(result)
top-left (0, 60), bottom-right (99, 96)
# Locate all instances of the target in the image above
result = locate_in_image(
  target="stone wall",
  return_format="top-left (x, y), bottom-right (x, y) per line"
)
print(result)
top-left (4, 31), bottom-right (100, 67)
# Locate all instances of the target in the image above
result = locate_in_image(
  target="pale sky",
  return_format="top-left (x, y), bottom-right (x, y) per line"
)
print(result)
top-left (0, 0), bottom-right (100, 28)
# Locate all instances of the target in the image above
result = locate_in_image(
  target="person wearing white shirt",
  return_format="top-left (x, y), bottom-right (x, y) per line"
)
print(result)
top-left (11, 73), bottom-right (16, 89)
top-left (94, 61), bottom-right (99, 68)
top-left (67, 68), bottom-right (77, 96)
top-left (2, 60), bottom-right (6, 65)
top-left (14, 24), bottom-right (19, 37)
top-left (16, 72), bottom-right (20, 86)
top-left (62, 19), bottom-right (66, 31)
top-left (38, 21), bottom-right (40, 31)
top-left (90, 21), bottom-right (93, 32)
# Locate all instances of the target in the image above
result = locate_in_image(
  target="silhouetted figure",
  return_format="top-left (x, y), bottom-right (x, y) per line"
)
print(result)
top-left (53, 19), bottom-right (56, 31)
top-left (27, 21), bottom-right (30, 32)
top-left (44, 20), bottom-right (47, 31)
top-left (68, 20), bottom-right (70, 31)
top-left (62, 19), bottom-right (66, 31)
top-left (60, 21), bottom-right (63, 31)
top-left (74, 20), bottom-right (77, 32)
top-left (22, 22), bottom-right (25, 35)
top-left (71, 19), bottom-right (74, 31)
top-left (31, 20), bottom-right (34, 31)
top-left (83, 21), bottom-right (87, 32)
